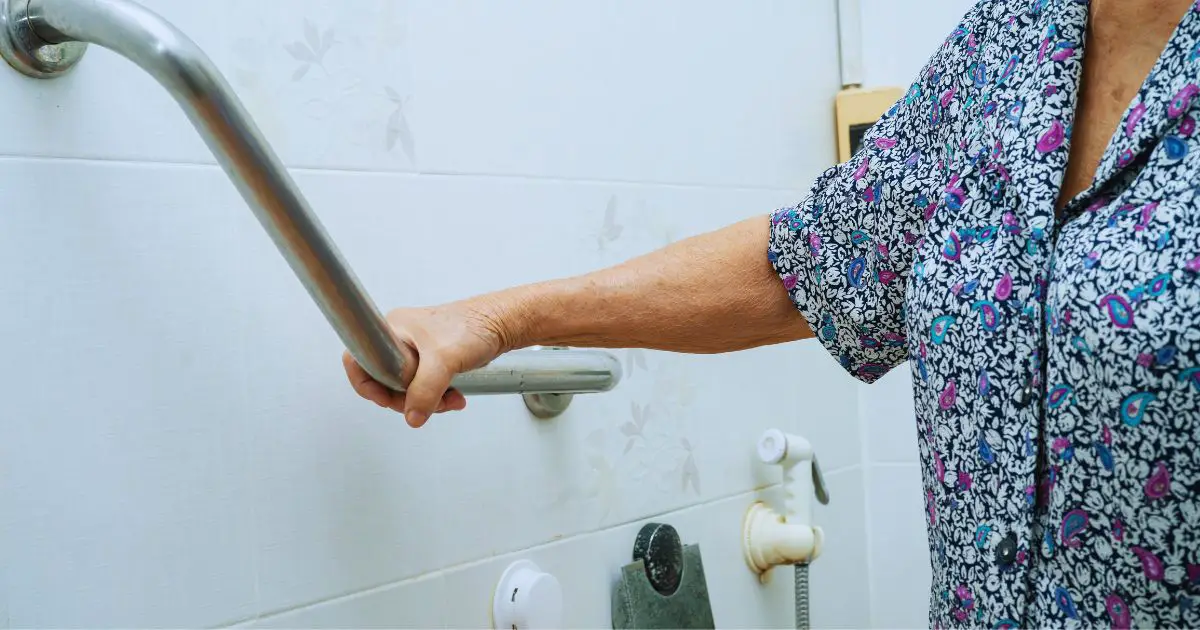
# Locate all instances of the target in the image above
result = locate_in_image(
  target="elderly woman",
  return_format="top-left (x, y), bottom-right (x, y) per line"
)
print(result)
top-left (344, 0), bottom-right (1200, 626)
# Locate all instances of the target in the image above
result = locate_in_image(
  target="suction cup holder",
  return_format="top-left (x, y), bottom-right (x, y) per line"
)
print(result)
top-left (0, 0), bottom-right (87, 78)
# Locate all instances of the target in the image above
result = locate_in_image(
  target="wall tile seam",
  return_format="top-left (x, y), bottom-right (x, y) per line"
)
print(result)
top-left (0, 153), bottom-right (808, 196)
top-left (823, 462), bottom-right (861, 478)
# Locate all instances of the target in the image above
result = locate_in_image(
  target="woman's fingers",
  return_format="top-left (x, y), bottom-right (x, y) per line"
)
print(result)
top-left (442, 389), bottom-right (468, 412)
top-left (402, 356), bottom-right (455, 427)
top-left (342, 302), bottom-right (504, 425)
top-left (383, 391), bottom-right (407, 414)
top-left (343, 351), bottom-right (391, 408)
top-left (344, 351), bottom-right (467, 424)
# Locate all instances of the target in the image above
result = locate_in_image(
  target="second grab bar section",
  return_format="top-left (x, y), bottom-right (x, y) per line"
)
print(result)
top-left (3, 0), bottom-right (620, 400)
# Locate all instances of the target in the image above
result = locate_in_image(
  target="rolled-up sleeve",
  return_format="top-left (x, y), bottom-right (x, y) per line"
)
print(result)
top-left (768, 8), bottom-right (981, 383)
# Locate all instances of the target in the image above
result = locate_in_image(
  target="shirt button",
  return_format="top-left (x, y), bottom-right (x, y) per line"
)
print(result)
top-left (995, 532), bottom-right (1017, 567)
top-left (1014, 379), bottom-right (1034, 407)
top-left (1014, 354), bottom-right (1036, 407)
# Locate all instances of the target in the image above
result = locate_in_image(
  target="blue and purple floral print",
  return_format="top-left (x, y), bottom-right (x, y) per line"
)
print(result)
top-left (770, 0), bottom-right (1200, 627)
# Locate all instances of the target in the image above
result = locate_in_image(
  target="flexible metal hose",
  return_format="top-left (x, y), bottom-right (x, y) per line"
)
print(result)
top-left (795, 563), bottom-right (810, 630)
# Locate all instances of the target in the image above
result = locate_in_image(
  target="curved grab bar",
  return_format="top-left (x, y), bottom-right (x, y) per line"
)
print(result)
top-left (0, 0), bottom-right (620, 407)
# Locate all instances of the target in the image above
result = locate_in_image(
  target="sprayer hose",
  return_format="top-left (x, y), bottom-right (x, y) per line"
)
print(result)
top-left (794, 563), bottom-right (810, 630)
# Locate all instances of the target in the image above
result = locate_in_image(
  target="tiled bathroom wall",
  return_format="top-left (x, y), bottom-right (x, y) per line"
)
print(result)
top-left (0, 1), bottom-right (873, 627)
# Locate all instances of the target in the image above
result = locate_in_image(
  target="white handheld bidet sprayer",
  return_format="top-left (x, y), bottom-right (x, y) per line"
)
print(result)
top-left (742, 429), bottom-right (829, 630)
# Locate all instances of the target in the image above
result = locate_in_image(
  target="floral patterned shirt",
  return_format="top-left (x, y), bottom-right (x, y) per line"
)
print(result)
top-left (769, 0), bottom-right (1200, 627)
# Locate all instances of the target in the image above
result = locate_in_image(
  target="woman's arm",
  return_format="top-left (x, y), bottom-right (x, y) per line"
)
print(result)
top-left (342, 214), bottom-right (810, 427)
top-left (496, 215), bottom-right (811, 353)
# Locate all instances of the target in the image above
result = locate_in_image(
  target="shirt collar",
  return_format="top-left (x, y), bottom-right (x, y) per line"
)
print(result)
top-left (1087, 2), bottom-right (1200, 200)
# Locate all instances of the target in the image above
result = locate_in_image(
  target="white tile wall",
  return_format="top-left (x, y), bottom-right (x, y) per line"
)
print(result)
top-left (434, 491), bottom-right (801, 630)
top-left (0, 159), bottom-right (865, 627)
top-left (861, 369), bottom-right (920, 465)
top-left (859, 0), bottom-right (977, 90)
top-left (811, 468), bottom-right (871, 629)
top-left (246, 473), bottom-right (867, 629)
top-left (406, 0), bottom-right (841, 189)
top-left (0, 536), bottom-right (7, 630)
top-left (0, 160), bottom-right (259, 628)
top-left (0, 0), bottom-right (868, 626)
top-left (2, 439), bottom-right (9, 630)
top-left (0, 0), bottom-right (841, 189)
top-left (239, 169), bottom-right (862, 613)
top-left (252, 575), bottom-right (444, 629)
top-left (865, 465), bottom-right (931, 629)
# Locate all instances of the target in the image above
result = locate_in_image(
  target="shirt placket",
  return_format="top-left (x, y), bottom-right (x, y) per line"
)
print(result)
top-left (992, 2), bottom-right (1090, 621)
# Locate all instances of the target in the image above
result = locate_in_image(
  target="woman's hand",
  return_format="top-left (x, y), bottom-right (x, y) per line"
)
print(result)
top-left (342, 299), bottom-right (515, 427)
top-left (342, 217), bottom-right (811, 426)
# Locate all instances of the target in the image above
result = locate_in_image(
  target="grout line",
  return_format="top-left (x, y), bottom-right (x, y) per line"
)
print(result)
top-left (0, 152), bottom-right (806, 195)
top-left (868, 461), bottom-right (921, 469)
top-left (212, 484), bottom-right (778, 628)
top-left (412, 167), bottom-right (806, 195)
top-left (821, 462), bottom-right (861, 478)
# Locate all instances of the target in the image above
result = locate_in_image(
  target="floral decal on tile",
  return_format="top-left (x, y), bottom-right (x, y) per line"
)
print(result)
top-left (628, 359), bottom-right (702, 497)
top-left (620, 402), bottom-right (651, 455)
top-left (589, 193), bottom-right (687, 263)
top-left (229, 3), bottom-right (417, 170)
top-left (594, 195), bottom-right (623, 251)
top-left (285, 20), bottom-right (335, 81)
top-left (384, 86), bottom-right (416, 163)
top-left (544, 348), bottom-right (706, 525)
top-left (567, 358), bottom-right (705, 524)
top-left (548, 192), bottom-right (722, 522)
top-left (625, 348), bottom-right (648, 377)
top-left (677, 437), bottom-right (701, 495)
top-left (582, 429), bottom-right (619, 520)
top-left (626, 428), bottom-right (702, 498)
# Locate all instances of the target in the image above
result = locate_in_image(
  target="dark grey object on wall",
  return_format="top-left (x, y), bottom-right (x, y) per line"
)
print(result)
top-left (612, 523), bottom-right (715, 629)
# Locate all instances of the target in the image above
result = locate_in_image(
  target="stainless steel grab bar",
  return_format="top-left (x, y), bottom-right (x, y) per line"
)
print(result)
top-left (0, 0), bottom-right (620, 416)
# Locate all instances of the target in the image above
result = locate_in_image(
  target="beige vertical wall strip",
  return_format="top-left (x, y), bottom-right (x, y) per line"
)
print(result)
top-left (835, 87), bottom-right (904, 162)
top-left (834, 0), bottom-right (902, 163)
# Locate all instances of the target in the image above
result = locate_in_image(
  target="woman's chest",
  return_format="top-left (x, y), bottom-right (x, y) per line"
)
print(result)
top-left (899, 1), bottom-right (1200, 416)
top-left (1057, 1), bottom-right (1198, 208)
top-left (1057, 61), bottom-right (1155, 210)
top-left (902, 130), bottom-right (1200, 428)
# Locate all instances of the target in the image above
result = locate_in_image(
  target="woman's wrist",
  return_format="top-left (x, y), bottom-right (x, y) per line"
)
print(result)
top-left (467, 278), bottom-right (576, 353)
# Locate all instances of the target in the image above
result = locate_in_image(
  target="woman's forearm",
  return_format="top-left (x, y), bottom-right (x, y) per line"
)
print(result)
top-left (344, 214), bottom-right (814, 424)
top-left (486, 215), bottom-right (813, 354)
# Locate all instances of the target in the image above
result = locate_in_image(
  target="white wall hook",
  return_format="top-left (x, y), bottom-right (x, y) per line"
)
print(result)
top-left (491, 560), bottom-right (563, 630)
top-left (743, 429), bottom-right (829, 579)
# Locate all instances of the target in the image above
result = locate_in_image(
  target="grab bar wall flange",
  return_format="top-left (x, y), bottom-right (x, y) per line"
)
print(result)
top-left (0, 0), bottom-right (620, 417)
top-left (0, 0), bottom-right (86, 78)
